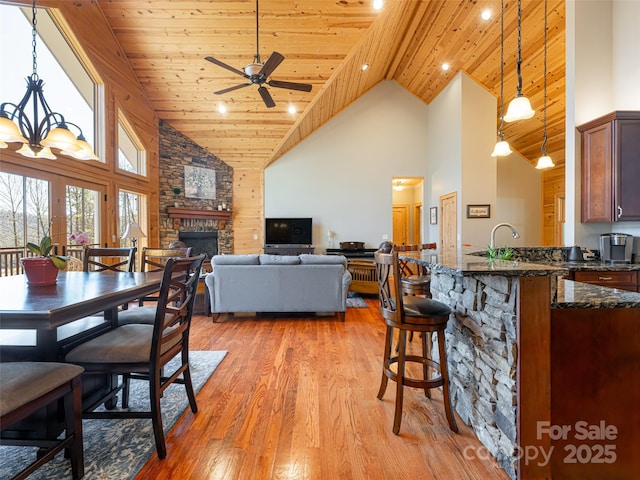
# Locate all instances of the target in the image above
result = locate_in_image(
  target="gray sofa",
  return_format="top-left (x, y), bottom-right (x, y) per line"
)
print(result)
top-left (205, 253), bottom-right (352, 321)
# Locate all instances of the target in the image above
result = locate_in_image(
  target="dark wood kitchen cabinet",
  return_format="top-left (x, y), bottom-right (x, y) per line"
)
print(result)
top-left (579, 111), bottom-right (640, 222)
top-left (571, 270), bottom-right (638, 292)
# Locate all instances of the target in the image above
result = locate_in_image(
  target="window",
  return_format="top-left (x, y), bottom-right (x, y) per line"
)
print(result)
top-left (66, 185), bottom-right (100, 254)
top-left (118, 111), bottom-right (146, 176)
top-left (0, 4), bottom-right (100, 160)
top-left (0, 172), bottom-right (50, 249)
top-left (119, 189), bottom-right (147, 248)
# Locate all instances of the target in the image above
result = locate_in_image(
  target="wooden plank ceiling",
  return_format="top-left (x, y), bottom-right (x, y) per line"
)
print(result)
top-left (96, 0), bottom-right (565, 170)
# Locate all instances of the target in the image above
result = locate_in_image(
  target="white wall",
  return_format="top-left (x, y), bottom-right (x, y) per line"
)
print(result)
top-left (460, 74), bottom-right (500, 247)
top-left (265, 81), bottom-right (429, 250)
top-left (266, 74), bottom-right (544, 251)
top-left (495, 156), bottom-right (542, 247)
top-left (425, 74), bottom-right (463, 245)
top-left (568, 0), bottom-right (640, 255)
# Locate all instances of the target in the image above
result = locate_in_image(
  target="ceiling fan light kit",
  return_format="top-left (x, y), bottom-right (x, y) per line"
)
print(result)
top-left (205, 0), bottom-right (312, 109)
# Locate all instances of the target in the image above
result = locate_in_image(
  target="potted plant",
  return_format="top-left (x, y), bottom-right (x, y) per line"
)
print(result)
top-left (21, 236), bottom-right (68, 286)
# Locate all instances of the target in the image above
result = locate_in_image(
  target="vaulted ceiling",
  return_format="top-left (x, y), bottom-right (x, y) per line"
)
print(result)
top-left (52, 0), bottom-right (570, 170)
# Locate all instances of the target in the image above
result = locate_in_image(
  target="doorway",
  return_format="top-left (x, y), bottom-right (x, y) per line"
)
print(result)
top-left (391, 177), bottom-right (424, 245)
top-left (439, 192), bottom-right (458, 249)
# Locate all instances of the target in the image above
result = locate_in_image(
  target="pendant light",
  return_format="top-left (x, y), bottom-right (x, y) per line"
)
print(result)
top-left (491, 0), bottom-right (512, 157)
top-left (503, 0), bottom-right (535, 122)
top-left (0, 0), bottom-right (98, 160)
top-left (536, 0), bottom-right (554, 169)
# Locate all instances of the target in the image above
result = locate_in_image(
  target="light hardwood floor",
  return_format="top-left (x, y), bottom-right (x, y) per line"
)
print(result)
top-left (136, 298), bottom-right (510, 480)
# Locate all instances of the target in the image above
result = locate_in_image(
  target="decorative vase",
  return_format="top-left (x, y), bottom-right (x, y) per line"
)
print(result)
top-left (21, 257), bottom-right (59, 286)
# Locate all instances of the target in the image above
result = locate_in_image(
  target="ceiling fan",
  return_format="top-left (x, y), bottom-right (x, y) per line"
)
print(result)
top-left (205, 0), bottom-right (312, 108)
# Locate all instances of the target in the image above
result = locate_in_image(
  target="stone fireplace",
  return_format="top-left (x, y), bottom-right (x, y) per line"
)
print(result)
top-left (158, 120), bottom-right (233, 254)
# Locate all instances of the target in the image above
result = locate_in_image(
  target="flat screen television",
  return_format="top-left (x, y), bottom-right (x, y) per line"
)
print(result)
top-left (265, 218), bottom-right (312, 246)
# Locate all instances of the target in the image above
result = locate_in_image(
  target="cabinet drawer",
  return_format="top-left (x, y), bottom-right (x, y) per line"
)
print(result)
top-left (574, 270), bottom-right (638, 291)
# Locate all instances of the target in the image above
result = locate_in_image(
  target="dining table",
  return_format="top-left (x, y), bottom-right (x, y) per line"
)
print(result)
top-left (0, 270), bottom-right (163, 441)
top-left (0, 270), bottom-right (163, 359)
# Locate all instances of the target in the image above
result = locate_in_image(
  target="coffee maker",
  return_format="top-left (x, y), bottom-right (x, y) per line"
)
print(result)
top-left (599, 233), bottom-right (633, 263)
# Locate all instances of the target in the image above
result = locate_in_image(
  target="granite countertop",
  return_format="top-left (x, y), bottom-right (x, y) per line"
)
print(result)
top-left (399, 248), bottom-right (640, 309)
top-left (555, 278), bottom-right (640, 309)
top-left (543, 260), bottom-right (640, 272)
top-left (399, 249), bottom-right (568, 277)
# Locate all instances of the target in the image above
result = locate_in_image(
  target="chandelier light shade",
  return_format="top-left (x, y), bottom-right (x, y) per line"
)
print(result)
top-left (491, 0), bottom-right (512, 157)
top-left (0, 0), bottom-right (98, 161)
top-left (503, 0), bottom-right (535, 123)
top-left (536, 0), bottom-right (555, 170)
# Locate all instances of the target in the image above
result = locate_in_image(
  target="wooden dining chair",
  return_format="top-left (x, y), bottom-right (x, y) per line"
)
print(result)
top-left (394, 243), bottom-right (436, 298)
top-left (0, 362), bottom-right (85, 480)
top-left (116, 247), bottom-right (194, 325)
top-left (64, 254), bottom-right (206, 459)
top-left (374, 248), bottom-right (458, 435)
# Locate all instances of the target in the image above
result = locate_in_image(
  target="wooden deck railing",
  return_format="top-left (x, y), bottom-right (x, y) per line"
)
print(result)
top-left (0, 245), bottom-right (87, 276)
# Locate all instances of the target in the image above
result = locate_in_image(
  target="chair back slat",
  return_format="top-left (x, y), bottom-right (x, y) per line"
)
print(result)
top-left (152, 254), bottom-right (205, 366)
top-left (374, 249), bottom-right (405, 324)
top-left (394, 243), bottom-right (436, 276)
top-left (82, 247), bottom-right (136, 272)
top-left (140, 247), bottom-right (193, 272)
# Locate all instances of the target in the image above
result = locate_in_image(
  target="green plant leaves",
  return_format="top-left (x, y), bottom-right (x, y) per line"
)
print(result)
top-left (486, 245), bottom-right (514, 260)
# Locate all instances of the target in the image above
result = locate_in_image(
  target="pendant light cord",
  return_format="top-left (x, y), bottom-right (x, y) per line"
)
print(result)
top-left (497, 0), bottom-right (506, 138)
top-left (541, 0), bottom-right (548, 154)
top-left (31, 0), bottom-right (39, 81)
top-left (515, 0), bottom-right (523, 95)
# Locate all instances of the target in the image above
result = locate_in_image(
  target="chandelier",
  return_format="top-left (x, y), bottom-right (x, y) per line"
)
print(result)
top-left (0, 0), bottom-right (98, 160)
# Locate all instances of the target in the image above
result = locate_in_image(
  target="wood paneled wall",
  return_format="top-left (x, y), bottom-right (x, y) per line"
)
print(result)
top-left (542, 165), bottom-right (566, 246)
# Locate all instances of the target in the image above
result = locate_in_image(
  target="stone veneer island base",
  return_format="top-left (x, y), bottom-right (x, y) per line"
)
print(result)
top-left (400, 248), bottom-right (640, 480)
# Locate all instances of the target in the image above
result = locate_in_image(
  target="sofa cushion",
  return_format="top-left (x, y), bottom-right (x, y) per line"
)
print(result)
top-left (211, 254), bottom-right (260, 265)
top-left (299, 254), bottom-right (347, 266)
top-left (259, 254), bottom-right (301, 265)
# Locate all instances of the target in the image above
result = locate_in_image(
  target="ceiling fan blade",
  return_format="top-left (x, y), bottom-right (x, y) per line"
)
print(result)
top-left (259, 51), bottom-right (285, 78)
top-left (268, 79), bottom-right (313, 92)
top-left (214, 83), bottom-right (252, 95)
top-left (258, 86), bottom-right (276, 108)
top-left (205, 56), bottom-right (249, 79)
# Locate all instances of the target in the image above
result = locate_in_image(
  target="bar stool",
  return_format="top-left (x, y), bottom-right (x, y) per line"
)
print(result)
top-left (374, 248), bottom-right (458, 435)
top-left (394, 243), bottom-right (436, 298)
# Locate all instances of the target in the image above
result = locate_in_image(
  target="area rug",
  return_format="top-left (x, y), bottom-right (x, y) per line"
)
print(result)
top-left (0, 350), bottom-right (226, 480)
top-left (347, 291), bottom-right (369, 308)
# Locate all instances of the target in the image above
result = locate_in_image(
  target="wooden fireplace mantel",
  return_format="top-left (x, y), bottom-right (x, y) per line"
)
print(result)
top-left (166, 207), bottom-right (231, 230)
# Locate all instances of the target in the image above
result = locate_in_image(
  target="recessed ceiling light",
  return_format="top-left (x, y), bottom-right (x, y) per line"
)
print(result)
top-left (373, 0), bottom-right (384, 11)
top-left (361, 63), bottom-right (369, 72)
top-left (288, 105), bottom-right (297, 115)
top-left (481, 9), bottom-right (492, 21)
top-left (441, 63), bottom-right (450, 71)
top-left (218, 104), bottom-right (227, 114)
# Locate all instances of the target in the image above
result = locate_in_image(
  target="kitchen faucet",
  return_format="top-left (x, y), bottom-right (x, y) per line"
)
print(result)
top-left (490, 223), bottom-right (520, 250)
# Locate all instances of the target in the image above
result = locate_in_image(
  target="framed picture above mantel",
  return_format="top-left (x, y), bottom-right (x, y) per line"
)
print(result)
top-left (466, 204), bottom-right (491, 218)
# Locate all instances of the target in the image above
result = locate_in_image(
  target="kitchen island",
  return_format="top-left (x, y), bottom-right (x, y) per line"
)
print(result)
top-left (399, 248), bottom-right (640, 480)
